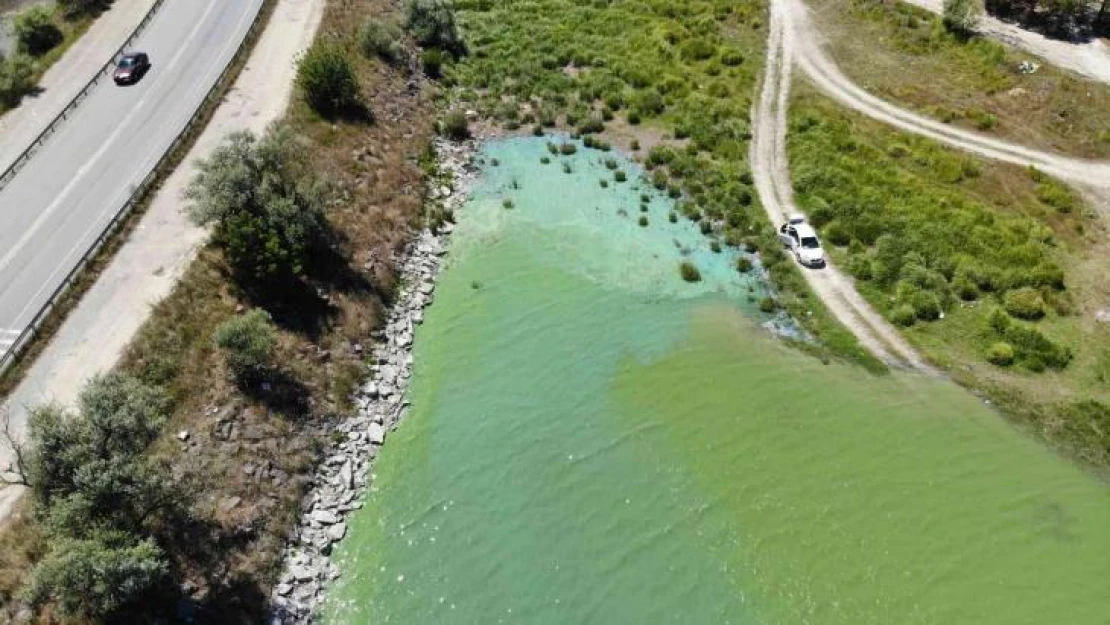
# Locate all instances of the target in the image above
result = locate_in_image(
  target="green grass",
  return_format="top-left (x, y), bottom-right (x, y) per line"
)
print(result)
top-left (789, 85), bottom-right (1110, 468)
top-left (806, 0), bottom-right (1110, 159)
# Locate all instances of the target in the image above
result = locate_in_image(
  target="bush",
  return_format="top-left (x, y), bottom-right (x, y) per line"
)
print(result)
top-left (56, 0), bottom-right (106, 17)
top-left (943, 0), bottom-right (979, 35)
top-left (891, 304), bottom-right (917, 327)
top-left (1003, 287), bottom-right (1046, 320)
top-left (214, 309), bottom-right (277, 381)
top-left (405, 0), bottom-right (465, 55)
top-left (759, 297), bottom-right (776, 313)
top-left (0, 53), bottom-right (35, 107)
top-left (638, 215), bottom-right (648, 227)
top-left (442, 109), bottom-right (470, 140)
top-left (13, 6), bottom-right (62, 56)
top-left (823, 221), bottom-right (850, 247)
top-left (422, 48), bottom-right (445, 78)
top-left (185, 126), bottom-right (328, 286)
top-left (296, 41), bottom-right (361, 117)
top-left (910, 290), bottom-right (942, 321)
top-left (614, 170), bottom-right (627, 183)
top-left (24, 532), bottom-right (167, 619)
top-left (736, 257), bottom-right (753, 273)
top-left (986, 341), bottom-right (1015, 366)
top-left (358, 18), bottom-right (403, 63)
top-left (559, 142), bottom-right (577, 155)
top-left (953, 274), bottom-right (979, 301)
top-left (679, 261), bottom-right (701, 282)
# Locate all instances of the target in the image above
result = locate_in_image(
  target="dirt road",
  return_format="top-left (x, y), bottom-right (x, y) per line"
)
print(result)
top-left (751, 1), bottom-right (935, 372)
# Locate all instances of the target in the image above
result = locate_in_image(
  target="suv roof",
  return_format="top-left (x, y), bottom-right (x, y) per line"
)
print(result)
top-left (793, 223), bottom-right (818, 239)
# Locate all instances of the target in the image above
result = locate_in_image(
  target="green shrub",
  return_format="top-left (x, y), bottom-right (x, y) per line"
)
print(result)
top-left (442, 109), bottom-right (470, 140)
top-left (759, 297), bottom-right (776, 313)
top-left (214, 309), bottom-right (277, 381)
top-left (13, 6), bottom-right (62, 56)
top-left (1003, 287), bottom-right (1046, 320)
top-left (1035, 180), bottom-right (1076, 214)
top-left (823, 221), bottom-right (850, 247)
top-left (910, 290), bottom-right (942, 321)
top-left (559, 142), bottom-right (577, 155)
top-left (986, 341), bottom-right (1015, 366)
top-left (540, 156), bottom-right (550, 164)
top-left (614, 170), bottom-right (627, 183)
top-left (422, 48), bottom-right (445, 78)
top-left (630, 139), bottom-right (641, 151)
top-left (296, 41), bottom-right (361, 117)
top-left (24, 532), bottom-right (167, 619)
top-left (185, 126), bottom-right (328, 285)
top-left (0, 53), bottom-right (35, 107)
top-left (638, 215), bottom-right (648, 227)
top-left (358, 18), bottom-right (403, 62)
top-left (891, 304), bottom-right (917, 327)
top-left (679, 261), bottom-right (701, 282)
top-left (599, 178), bottom-right (609, 188)
top-left (668, 212), bottom-right (678, 223)
top-left (736, 257), bottom-right (753, 273)
top-left (953, 274), bottom-right (978, 301)
top-left (405, 0), bottom-right (465, 55)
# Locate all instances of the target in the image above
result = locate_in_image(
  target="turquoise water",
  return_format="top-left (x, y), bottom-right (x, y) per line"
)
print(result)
top-left (324, 138), bottom-right (1110, 624)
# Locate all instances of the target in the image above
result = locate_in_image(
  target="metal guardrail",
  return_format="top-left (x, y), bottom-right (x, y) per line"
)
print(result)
top-left (0, 0), bottom-right (269, 374)
top-left (0, 0), bottom-right (167, 191)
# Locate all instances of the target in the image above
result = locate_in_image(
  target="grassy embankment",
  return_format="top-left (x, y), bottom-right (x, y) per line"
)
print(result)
top-left (449, 0), bottom-right (885, 372)
top-left (805, 0), bottom-right (1110, 158)
top-left (789, 82), bottom-right (1110, 469)
top-left (0, 0), bottom-right (435, 621)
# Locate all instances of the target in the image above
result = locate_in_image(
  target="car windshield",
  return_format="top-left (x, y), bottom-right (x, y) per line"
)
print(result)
top-left (119, 57), bottom-right (137, 68)
top-left (801, 237), bottom-right (820, 249)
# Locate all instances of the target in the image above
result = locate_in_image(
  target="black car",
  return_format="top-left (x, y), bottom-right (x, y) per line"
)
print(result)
top-left (113, 52), bottom-right (150, 85)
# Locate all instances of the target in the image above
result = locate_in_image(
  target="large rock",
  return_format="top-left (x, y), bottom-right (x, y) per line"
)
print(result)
top-left (368, 423), bottom-right (386, 445)
top-left (311, 509), bottom-right (339, 526)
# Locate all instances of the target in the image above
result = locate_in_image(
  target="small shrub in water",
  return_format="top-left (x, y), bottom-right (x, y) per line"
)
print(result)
top-left (736, 257), bottom-right (753, 273)
top-left (614, 170), bottom-right (627, 183)
top-left (668, 184), bottom-right (682, 199)
top-left (759, 297), bottom-right (776, 313)
top-left (502, 198), bottom-right (514, 209)
top-left (604, 158), bottom-right (618, 170)
top-left (559, 143), bottom-right (578, 156)
top-left (710, 241), bottom-right (721, 254)
top-left (562, 162), bottom-right (572, 174)
top-left (490, 158), bottom-right (500, 166)
top-left (540, 156), bottom-right (551, 164)
top-left (533, 125), bottom-right (545, 137)
top-left (668, 212), bottom-right (678, 223)
top-left (640, 193), bottom-right (650, 203)
top-left (546, 142), bottom-right (559, 155)
top-left (638, 216), bottom-right (649, 227)
top-left (640, 203), bottom-right (649, 213)
top-left (599, 179), bottom-right (609, 188)
top-left (679, 261), bottom-right (702, 283)
top-left (986, 342), bottom-right (1015, 366)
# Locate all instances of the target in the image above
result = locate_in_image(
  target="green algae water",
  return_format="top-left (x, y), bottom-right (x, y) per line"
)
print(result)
top-left (324, 138), bottom-right (1110, 624)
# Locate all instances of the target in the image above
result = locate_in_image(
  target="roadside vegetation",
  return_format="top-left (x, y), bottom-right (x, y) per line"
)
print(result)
top-left (806, 0), bottom-right (1110, 158)
top-left (788, 84), bottom-right (1110, 468)
top-left (985, 0), bottom-right (1110, 38)
top-left (0, 0), bottom-right (436, 620)
top-left (448, 0), bottom-right (883, 371)
top-left (0, 1), bottom-right (104, 114)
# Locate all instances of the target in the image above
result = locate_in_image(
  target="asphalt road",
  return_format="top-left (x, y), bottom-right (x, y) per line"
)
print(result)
top-left (0, 0), bottom-right (263, 359)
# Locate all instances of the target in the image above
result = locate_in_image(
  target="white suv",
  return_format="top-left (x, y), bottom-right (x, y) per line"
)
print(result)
top-left (778, 215), bottom-right (826, 268)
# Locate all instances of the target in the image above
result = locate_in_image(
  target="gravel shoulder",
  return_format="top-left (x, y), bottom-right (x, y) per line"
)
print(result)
top-left (0, 0), bottom-right (325, 521)
top-left (0, 0), bottom-right (155, 173)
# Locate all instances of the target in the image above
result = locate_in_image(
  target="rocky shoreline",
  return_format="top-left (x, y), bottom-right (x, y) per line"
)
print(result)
top-left (269, 137), bottom-right (479, 623)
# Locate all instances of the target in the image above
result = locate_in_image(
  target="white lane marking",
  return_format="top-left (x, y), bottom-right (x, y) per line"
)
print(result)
top-left (5, 0), bottom-right (260, 333)
top-left (0, 0), bottom-right (221, 276)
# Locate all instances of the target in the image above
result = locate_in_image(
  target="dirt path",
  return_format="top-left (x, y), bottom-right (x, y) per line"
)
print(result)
top-left (785, 0), bottom-right (1110, 191)
top-left (902, 0), bottom-right (1110, 84)
top-left (0, 0), bottom-right (325, 521)
top-left (751, 1), bottom-right (935, 373)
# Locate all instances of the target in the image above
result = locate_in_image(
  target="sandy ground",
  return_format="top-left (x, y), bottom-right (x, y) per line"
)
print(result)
top-left (0, 0), bottom-right (156, 174)
top-left (0, 0), bottom-right (325, 520)
top-left (751, 1), bottom-right (934, 373)
top-left (902, 0), bottom-right (1110, 84)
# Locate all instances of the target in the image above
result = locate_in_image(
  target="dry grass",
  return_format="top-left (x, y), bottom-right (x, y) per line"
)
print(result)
top-left (0, 0), bottom-right (436, 620)
top-left (806, 0), bottom-right (1110, 159)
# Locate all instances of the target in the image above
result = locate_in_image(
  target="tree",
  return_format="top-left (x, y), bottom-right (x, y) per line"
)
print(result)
top-left (296, 40), bottom-right (361, 118)
top-left (943, 0), bottom-right (980, 35)
top-left (56, 0), bottom-right (109, 17)
top-left (185, 125), bottom-right (329, 286)
top-left (24, 531), bottom-right (167, 619)
top-left (214, 309), bottom-right (277, 382)
top-left (404, 0), bottom-right (465, 55)
top-left (0, 53), bottom-right (35, 107)
top-left (12, 6), bottom-right (62, 56)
